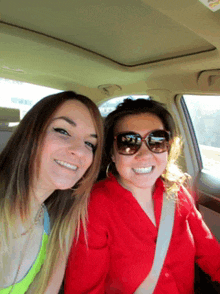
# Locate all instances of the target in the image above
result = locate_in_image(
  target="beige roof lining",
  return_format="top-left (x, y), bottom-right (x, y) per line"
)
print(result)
top-left (0, 20), bottom-right (216, 68)
top-left (0, 0), bottom-right (217, 66)
top-left (1, 0), bottom-right (220, 98)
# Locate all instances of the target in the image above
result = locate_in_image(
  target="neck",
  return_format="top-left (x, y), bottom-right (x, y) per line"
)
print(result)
top-left (29, 196), bottom-right (44, 217)
top-left (133, 189), bottom-right (153, 203)
top-left (117, 176), bottom-right (154, 202)
top-left (30, 178), bottom-right (55, 205)
top-left (15, 197), bottom-right (44, 237)
top-left (117, 177), bottom-right (157, 226)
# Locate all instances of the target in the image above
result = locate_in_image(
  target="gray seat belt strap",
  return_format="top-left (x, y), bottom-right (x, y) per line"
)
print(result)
top-left (134, 193), bottom-right (176, 294)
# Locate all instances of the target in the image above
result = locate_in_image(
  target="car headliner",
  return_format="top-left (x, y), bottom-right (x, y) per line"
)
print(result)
top-left (1, 0), bottom-right (220, 103)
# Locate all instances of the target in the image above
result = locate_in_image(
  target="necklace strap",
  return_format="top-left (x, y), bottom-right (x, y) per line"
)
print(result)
top-left (18, 205), bottom-right (44, 238)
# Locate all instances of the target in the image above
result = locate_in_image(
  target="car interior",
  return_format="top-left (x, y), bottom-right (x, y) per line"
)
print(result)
top-left (0, 0), bottom-right (220, 290)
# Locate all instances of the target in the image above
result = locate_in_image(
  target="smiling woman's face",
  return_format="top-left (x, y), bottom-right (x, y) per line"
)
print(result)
top-left (112, 113), bottom-right (168, 195)
top-left (34, 99), bottom-right (97, 201)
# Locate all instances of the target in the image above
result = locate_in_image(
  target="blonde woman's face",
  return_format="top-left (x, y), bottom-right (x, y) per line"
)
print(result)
top-left (34, 100), bottom-right (97, 201)
top-left (112, 113), bottom-right (168, 194)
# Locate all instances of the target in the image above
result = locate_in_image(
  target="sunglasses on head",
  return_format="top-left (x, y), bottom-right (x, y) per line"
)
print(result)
top-left (114, 129), bottom-right (170, 155)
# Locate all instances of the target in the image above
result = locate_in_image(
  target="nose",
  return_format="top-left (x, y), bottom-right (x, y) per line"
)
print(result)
top-left (135, 142), bottom-right (153, 159)
top-left (67, 139), bottom-right (86, 157)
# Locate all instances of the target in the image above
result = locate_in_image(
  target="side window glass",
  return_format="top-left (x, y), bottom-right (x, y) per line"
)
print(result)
top-left (0, 78), bottom-right (60, 121)
top-left (0, 78), bottom-right (60, 152)
top-left (183, 95), bottom-right (220, 172)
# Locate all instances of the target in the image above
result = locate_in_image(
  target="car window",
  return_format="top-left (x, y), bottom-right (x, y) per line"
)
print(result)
top-left (0, 78), bottom-right (60, 121)
top-left (99, 95), bottom-right (150, 117)
top-left (183, 94), bottom-right (220, 173)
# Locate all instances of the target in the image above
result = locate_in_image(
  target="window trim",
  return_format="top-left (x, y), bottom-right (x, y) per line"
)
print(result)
top-left (180, 96), bottom-right (202, 170)
top-left (178, 95), bottom-right (220, 214)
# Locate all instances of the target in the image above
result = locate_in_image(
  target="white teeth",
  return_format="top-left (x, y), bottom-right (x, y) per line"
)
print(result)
top-left (55, 160), bottom-right (78, 171)
top-left (133, 167), bottom-right (153, 174)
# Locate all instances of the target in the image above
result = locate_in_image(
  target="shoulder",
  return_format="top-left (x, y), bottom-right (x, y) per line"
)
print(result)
top-left (86, 175), bottom-right (123, 223)
top-left (91, 174), bottom-right (119, 192)
top-left (178, 185), bottom-right (196, 204)
top-left (86, 177), bottom-right (114, 213)
top-left (90, 175), bottom-right (121, 203)
top-left (176, 185), bottom-right (197, 216)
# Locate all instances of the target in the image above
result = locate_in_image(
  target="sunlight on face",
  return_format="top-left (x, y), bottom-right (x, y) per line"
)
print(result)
top-left (112, 113), bottom-right (168, 194)
top-left (34, 100), bottom-right (97, 202)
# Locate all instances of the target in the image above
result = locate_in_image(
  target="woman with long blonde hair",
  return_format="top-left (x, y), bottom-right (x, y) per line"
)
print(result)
top-left (0, 91), bottom-right (103, 293)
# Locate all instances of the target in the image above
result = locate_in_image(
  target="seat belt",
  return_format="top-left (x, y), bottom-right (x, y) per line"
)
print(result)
top-left (134, 193), bottom-right (176, 294)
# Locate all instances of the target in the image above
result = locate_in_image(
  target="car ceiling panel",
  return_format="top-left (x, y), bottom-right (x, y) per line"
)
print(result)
top-left (0, 0), bottom-right (214, 66)
top-left (1, 0), bottom-right (220, 97)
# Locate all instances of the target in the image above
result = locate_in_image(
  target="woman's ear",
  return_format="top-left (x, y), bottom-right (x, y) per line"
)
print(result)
top-left (111, 154), bottom-right (115, 163)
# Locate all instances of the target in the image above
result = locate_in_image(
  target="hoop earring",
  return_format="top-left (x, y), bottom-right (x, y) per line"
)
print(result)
top-left (106, 162), bottom-right (112, 178)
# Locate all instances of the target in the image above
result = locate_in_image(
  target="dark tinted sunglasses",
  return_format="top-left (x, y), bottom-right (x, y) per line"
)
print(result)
top-left (114, 129), bottom-right (170, 155)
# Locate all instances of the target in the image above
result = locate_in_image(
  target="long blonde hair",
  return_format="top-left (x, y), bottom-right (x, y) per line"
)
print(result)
top-left (0, 91), bottom-right (103, 293)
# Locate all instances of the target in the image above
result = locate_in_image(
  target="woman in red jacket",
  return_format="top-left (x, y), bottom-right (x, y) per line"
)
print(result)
top-left (65, 98), bottom-right (220, 294)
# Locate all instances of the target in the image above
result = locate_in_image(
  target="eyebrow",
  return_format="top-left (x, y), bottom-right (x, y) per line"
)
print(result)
top-left (52, 116), bottom-right (76, 126)
top-left (52, 116), bottom-right (97, 138)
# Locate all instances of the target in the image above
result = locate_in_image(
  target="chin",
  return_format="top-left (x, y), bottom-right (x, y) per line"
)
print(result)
top-left (54, 181), bottom-right (76, 191)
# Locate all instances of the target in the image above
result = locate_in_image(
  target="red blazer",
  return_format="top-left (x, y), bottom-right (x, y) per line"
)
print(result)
top-left (65, 175), bottom-right (220, 294)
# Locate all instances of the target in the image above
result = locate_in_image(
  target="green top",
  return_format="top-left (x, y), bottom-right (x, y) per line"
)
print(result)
top-left (0, 207), bottom-right (50, 294)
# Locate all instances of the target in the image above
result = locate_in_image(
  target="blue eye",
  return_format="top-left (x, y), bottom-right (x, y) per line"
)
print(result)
top-left (53, 128), bottom-right (70, 136)
top-left (85, 141), bottom-right (96, 152)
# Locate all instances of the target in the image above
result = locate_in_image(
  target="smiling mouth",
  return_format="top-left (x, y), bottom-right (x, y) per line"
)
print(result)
top-left (133, 166), bottom-right (153, 174)
top-left (55, 159), bottom-right (78, 171)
